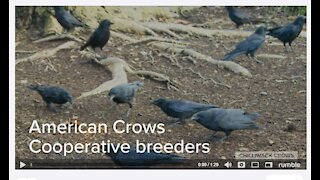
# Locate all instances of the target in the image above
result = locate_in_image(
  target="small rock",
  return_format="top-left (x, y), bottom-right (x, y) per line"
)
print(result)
top-left (20, 79), bottom-right (28, 84)
top-left (221, 156), bottom-right (226, 159)
top-left (268, 139), bottom-right (274, 145)
top-left (285, 124), bottom-right (297, 132)
top-left (239, 147), bottom-right (249, 151)
top-left (187, 123), bottom-right (195, 127)
top-left (140, 51), bottom-right (147, 56)
top-left (260, 91), bottom-right (268, 96)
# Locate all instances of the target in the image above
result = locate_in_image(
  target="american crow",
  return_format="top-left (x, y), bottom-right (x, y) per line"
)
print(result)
top-left (28, 84), bottom-right (73, 112)
top-left (80, 19), bottom-right (113, 51)
top-left (105, 146), bottom-right (185, 167)
top-left (191, 108), bottom-right (260, 142)
top-left (267, 16), bottom-right (306, 52)
top-left (53, 6), bottom-right (84, 31)
top-left (223, 26), bottom-right (267, 63)
top-left (151, 98), bottom-right (218, 124)
top-left (108, 81), bottom-right (144, 118)
top-left (225, 6), bottom-right (264, 28)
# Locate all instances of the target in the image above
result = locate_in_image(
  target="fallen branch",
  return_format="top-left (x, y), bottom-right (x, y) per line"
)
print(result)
top-left (33, 34), bottom-right (83, 43)
top-left (15, 41), bottom-right (77, 65)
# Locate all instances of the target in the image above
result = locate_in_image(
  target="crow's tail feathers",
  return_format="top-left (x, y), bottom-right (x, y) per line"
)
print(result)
top-left (266, 26), bottom-right (282, 37)
top-left (223, 50), bottom-right (244, 61)
top-left (247, 112), bottom-right (261, 121)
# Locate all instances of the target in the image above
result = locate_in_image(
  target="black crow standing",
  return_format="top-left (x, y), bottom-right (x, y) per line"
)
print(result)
top-left (108, 81), bottom-right (144, 118)
top-left (80, 19), bottom-right (113, 51)
top-left (151, 98), bottom-right (218, 124)
top-left (225, 6), bottom-right (264, 28)
top-left (28, 84), bottom-right (73, 112)
top-left (191, 108), bottom-right (260, 142)
top-left (53, 6), bottom-right (84, 32)
top-left (267, 16), bottom-right (306, 52)
top-left (223, 26), bottom-right (267, 63)
top-left (105, 146), bottom-right (185, 167)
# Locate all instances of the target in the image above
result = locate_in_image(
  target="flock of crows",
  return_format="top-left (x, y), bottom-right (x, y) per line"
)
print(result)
top-left (25, 6), bottom-right (306, 167)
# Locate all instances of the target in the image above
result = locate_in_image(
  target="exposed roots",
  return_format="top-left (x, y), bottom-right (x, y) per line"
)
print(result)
top-left (77, 52), bottom-right (180, 99)
top-left (113, 18), bottom-right (158, 36)
top-left (32, 34), bottom-right (83, 43)
top-left (150, 42), bottom-right (252, 77)
top-left (125, 37), bottom-right (189, 46)
top-left (15, 41), bottom-right (77, 65)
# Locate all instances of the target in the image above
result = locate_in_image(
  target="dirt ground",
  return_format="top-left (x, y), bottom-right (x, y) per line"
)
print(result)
top-left (15, 7), bottom-right (307, 166)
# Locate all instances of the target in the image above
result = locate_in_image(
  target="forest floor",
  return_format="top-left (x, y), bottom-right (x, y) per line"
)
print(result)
top-left (15, 7), bottom-right (307, 167)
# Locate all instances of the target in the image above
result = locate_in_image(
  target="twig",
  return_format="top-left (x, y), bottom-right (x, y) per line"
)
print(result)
top-left (147, 51), bottom-right (155, 64)
top-left (182, 56), bottom-right (197, 65)
top-left (185, 67), bottom-right (231, 89)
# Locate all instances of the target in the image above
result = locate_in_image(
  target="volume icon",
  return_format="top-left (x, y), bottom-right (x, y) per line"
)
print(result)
top-left (224, 162), bottom-right (232, 168)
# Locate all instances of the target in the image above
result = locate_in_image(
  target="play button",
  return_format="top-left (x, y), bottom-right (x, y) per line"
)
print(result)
top-left (19, 161), bottom-right (26, 168)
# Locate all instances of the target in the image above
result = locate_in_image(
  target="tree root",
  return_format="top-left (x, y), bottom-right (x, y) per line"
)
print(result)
top-left (113, 18), bottom-right (158, 36)
top-left (15, 41), bottom-right (77, 65)
top-left (125, 37), bottom-right (189, 46)
top-left (111, 31), bottom-right (136, 42)
top-left (32, 34), bottom-right (83, 43)
top-left (141, 22), bottom-right (253, 38)
top-left (150, 42), bottom-right (252, 77)
top-left (77, 52), bottom-right (180, 99)
top-left (257, 54), bottom-right (286, 59)
top-left (16, 50), bottom-right (36, 54)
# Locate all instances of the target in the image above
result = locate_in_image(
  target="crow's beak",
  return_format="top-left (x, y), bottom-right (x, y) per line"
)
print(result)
top-left (190, 115), bottom-right (197, 121)
top-left (110, 22), bottom-right (114, 25)
top-left (109, 95), bottom-right (115, 101)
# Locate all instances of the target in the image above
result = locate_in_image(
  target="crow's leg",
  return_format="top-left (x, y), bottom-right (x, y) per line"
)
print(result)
top-left (46, 102), bottom-right (57, 112)
top-left (207, 131), bottom-right (231, 143)
top-left (218, 131), bottom-right (232, 143)
top-left (168, 118), bottom-right (185, 126)
top-left (253, 57), bottom-right (262, 64)
top-left (251, 54), bottom-right (262, 64)
top-left (284, 43), bottom-right (289, 53)
top-left (289, 42), bottom-right (294, 53)
top-left (206, 131), bottom-right (221, 141)
top-left (111, 103), bottom-right (117, 112)
top-left (65, 102), bottom-right (73, 109)
top-left (125, 103), bottom-right (133, 119)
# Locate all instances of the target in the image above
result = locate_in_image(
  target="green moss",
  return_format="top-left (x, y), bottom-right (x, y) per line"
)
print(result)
top-left (281, 6), bottom-right (306, 16)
